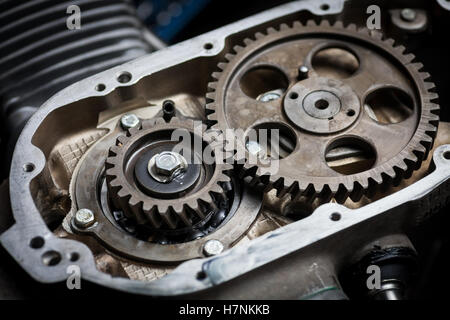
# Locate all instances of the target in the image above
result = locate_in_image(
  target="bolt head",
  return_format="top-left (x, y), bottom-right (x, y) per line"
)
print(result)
top-left (74, 209), bottom-right (95, 228)
top-left (258, 90), bottom-right (282, 102)
top-left (401, 8), bottom-right (416, 22)
top-left (298, 65), bottom-right (309, 79)
top-left (203, 240), bottom-right (224, 256)
top-left (154, 151), bottom-right (186, 177)
top-left (299, 65), bottom-right (309, 74)
top-left (120, 114), bottom-right (140, 129)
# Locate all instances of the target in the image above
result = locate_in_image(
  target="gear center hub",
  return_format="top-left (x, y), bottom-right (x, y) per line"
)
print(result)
top-left (284, 77), bottom-right (361, 134)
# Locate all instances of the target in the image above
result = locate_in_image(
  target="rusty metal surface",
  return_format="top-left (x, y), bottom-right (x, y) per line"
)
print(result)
top-left (206, 20), bottom-right (439, 204)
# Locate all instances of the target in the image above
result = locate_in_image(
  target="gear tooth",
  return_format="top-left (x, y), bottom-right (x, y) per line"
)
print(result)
top-left (404, 53), bottom-right (415, 63)
top-left (207, 82), bottom-right (218, 91)
top-left (394, 45), bottom-right (406, 54)
top-left (284, 181), bottom-right (299, 198)
top-left (128, 126), bottom-right (140, 135)
top-left (411, 62), bottom-right (424, 72)
top-left (191, 204), bottom-right (207, 221)
top-left (211, 71), bottom-right (222, 80)
top-left (217, 62), bottom-right (228, 71)
top-left (424, 82), bottom-right (436, 91)
top-left (210, 183), bottom-right (225, 195)
top-left (347, 23), bottom-right (357, 31)
top-left (392, 166), bottom-right (405, 186)
top-left (233, 45), bottom-right (244, 53)
top-left (219, 170), bottom-right (232, 181)
top-left (328, 183), bottom-right (339, 194)
top-left (279, 23), bottom-right (290, 31)
top-left (428, 103), bottom-right (441, 115)
top-left (384, 38), bottom-right (395, 47)
top-left (243, 38), bottom-right (253, 46)
top-left (155, 117), bottom-right (167, 126)
top-left (267, 27), bottom-right (277, 34)
top-left (371, 31), bottom-right (383, 40)
top-left (108, 177), bottom-right (121, 188)
top-left (426, 92), bottom-right (439, 103)
top-left (320, 20), bottom-right (331, 28)
top-left (414, 143), bottom-right (427, 156)
top-left (385, 167), bottom-right (396, 179)
top-left (358, 177), bottom-right (369, 189)
top-left (333, 20), bottom-right (344, 28)
top-left (271, 177), bottom-right (285, 195)
top-left (372, 172), bottom-right (384, 185)
top-left (292, 21), bottom-right (303, 28)
top-left (205, 104), bottom-right (216, 114)
top-left (146, 207), bottom-right (163, 229)
top-left (160, 210), bottom-right (179, 229)
top-left (420, 72), bottom-right (432, 81)
top-left (255, 32), bottom-right (265, 40)
top-left (172, 203), bottom-right (184, 213)
top-left (224, 53), bottom-right (235, 62)
top-left (206, 92), bottom-right (216, 100)
top-left (117, 187), bottom-right (130, 198)
top-left (116, 135), bottom-right (128, 145)
top-left (141, 120), bottom-right (153, 130)
top-left (306, 20), bottom-right (316, 27)
top-left (177, 209), bottom-right (193, 227)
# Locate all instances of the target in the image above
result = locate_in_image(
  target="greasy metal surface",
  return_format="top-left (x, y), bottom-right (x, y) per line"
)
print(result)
top-left (206, 20), bottom-right (439, 204)
top-left (10, 0), bottom-right (444, 296)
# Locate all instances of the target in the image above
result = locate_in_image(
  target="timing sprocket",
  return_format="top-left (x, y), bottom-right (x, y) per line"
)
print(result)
top-left (206, 20), bottom-right (439, 203)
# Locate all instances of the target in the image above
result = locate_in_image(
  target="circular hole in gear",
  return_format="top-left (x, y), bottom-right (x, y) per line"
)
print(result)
top-left (325, 137), bottom-right (376, 175)
top-left (364, 87), bottom-right (414, 124)
top-left (240, 66), bottom-right (289, 100)
top-left (42, 251), bottom-right (62, 266)
top-left (444, 151), bottom-right (450, 160)
top-left (315, 99), bottom-right (329, 110)
top-left (246, 122), bottom-right (297, 160)
top-left (312, 47), bottom-right (359, 79)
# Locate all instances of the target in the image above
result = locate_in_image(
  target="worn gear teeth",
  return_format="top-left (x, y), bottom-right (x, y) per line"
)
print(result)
top-left (206, 19), bottom-right (439, 204)
top-left (106, 117), bottom-right (231, 230)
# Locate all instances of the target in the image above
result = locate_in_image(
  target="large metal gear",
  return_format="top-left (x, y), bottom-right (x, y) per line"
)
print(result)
top-left (106, 117), bottom-right (233, 231)
top-left (206, 20), bottom-right (440, 203)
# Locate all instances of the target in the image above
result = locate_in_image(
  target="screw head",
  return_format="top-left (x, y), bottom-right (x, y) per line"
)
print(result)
top-left (74, 209), bottom-right (95, 228)
top-left (257, 90), bottom-right (282, 102)
top-left (203, 240), bottom-right (224, 256)
top-left (120, 114), bottom-right (140, 129)
top-left (401, 8), bottom-right (417, 22)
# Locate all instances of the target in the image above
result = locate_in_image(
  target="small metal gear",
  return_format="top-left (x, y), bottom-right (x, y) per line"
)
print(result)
top-left (206, 20), bottom-right (439, 203)
top-left (106, 117), bottom-right (232, 230)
